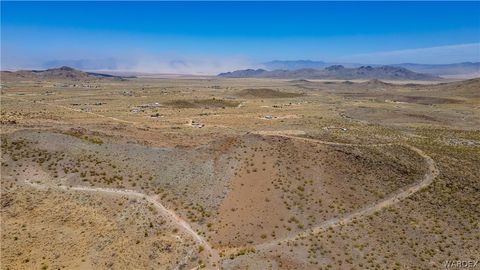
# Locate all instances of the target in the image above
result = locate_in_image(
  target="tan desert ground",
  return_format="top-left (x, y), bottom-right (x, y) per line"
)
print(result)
top-left (1, 70), bottom-right (479, 269)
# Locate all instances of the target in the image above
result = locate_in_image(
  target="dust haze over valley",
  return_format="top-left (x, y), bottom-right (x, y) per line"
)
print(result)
top-left (1, 1), bottom-right (480, 270)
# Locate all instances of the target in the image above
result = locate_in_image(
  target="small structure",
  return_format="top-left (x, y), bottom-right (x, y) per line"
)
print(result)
top-left (262, 115), bottom-right (276, 120)
top-left (131, 107), bottom-right (143, 113)
top-left (192, 123), bottom-right (205, 128)
top-left (43, 91), bottom-right (55, 96)
top-left (150, 113), bottom-right (163, 118)
top-left (122, 90), bottom-right (133, 96)
top-left (190, 120), bottom-right (205, 128)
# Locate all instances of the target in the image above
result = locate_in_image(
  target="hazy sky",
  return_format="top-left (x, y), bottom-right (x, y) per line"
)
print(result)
top-left (2, 1), bottom-right (479, 74)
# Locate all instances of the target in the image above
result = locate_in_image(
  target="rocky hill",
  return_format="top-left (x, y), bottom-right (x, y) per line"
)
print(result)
top-left (1, 66), bottom-right (125, 81)
top-left (218, 65), bottom-right (440, 80)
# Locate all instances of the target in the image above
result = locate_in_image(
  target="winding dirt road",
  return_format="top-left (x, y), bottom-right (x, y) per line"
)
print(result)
top-left (20, 130), bottom-right (438, 269)
top-left (24, 181), bottom-right (219, 267)
top-left (253, 133), bottom-right (439, 251)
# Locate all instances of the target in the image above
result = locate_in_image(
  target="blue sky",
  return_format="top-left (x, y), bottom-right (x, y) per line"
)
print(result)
top-left (2, 1), bottom-right (479, 74)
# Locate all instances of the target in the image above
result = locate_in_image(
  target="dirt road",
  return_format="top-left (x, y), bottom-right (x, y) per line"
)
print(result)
top-left (254, 133), bottom-right (439, 251)
top-left (24, 180), bottom-right (219, 266)
top-left (19, 130), bottom-right (438, 268)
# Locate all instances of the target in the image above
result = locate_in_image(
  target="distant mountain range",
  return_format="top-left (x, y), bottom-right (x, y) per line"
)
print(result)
top-left (1, 66), bottom-right (127, 81)
top-left (390, 62), bottom-right (480, 76)
top-left (2, 62), bottom-right (478, 81)
top-left (262, 60), bottom-right (480, 77)
top-left (218, 65), bottom-right (440, 80)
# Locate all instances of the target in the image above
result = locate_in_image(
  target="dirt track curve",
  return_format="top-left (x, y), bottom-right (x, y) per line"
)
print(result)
top-left (24, 180), bottom-right (219, 268)
top-left (19, 130), bottom-right (438, 269)
top-left (254, 133), bottom-right (439, 251)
